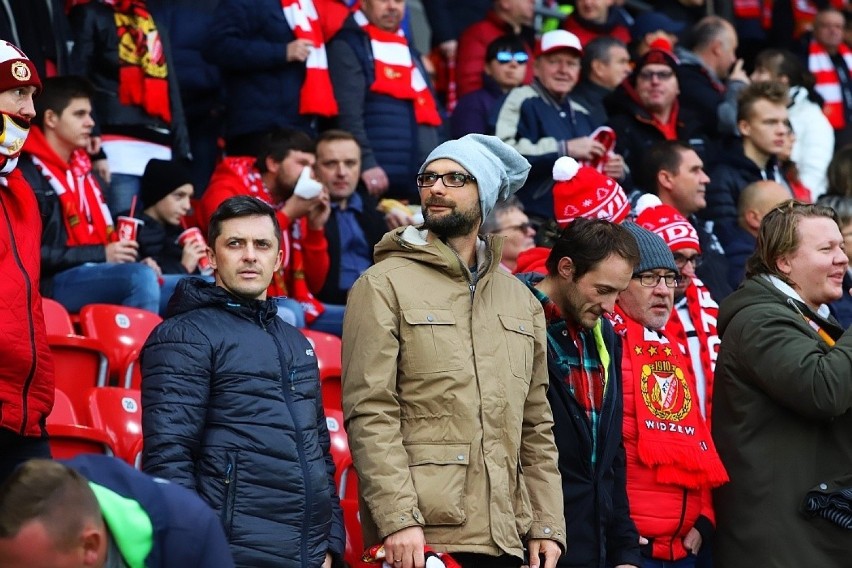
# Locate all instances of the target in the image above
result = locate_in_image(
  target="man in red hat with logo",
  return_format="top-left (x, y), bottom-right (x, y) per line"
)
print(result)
top-left (0, 40), bottom-right (55, 483)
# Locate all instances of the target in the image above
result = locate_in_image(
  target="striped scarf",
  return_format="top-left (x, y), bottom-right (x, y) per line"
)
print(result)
top-left (281, 0), bottom-right (338, 117)
top-left (809, 39), bottom-right (852, 130)
top-left (354, 10), bottom-right (441, 126)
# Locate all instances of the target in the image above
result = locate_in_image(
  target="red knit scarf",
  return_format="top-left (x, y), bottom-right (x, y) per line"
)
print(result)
top-left (105, 0), bottom-right (171, 124)
top-left (610, 307), bottom-right (728, 489)
top-left (809, 39), bottom-right (852, 130)
top-left (354, 11), bottom-right (441, 126)
top-left (219, 157), bottom-right (325, 322)
top-left (281, 0), bottom-right (338, 117)
top-left (665, 278), bottom-right (719, 424)
top-left (23, 126), bottom-right (114, 246)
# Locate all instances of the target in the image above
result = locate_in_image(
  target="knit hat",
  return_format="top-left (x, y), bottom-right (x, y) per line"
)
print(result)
top-left (419, 134), bottom-right (531, 222)
top-left (635, 194), bottom-right (701, 253)
top-left (140, 159), bottom-right (193, 208)
top-left (551, 156), bottom-right (630, 227)
top-left (622, 221), bottom-right (678, 275)
top-left (0, 41), bottom-right (41, 97)
top-left (631, 37), bottom-right (679, 84)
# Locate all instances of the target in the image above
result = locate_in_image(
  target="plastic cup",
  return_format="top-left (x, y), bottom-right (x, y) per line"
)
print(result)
top-left (177, 226), bottom-right (213, 275)
top-left (116, 216), bottom-right (144, 242)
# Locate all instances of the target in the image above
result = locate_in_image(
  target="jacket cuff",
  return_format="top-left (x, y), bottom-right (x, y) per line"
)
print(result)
top-left (376, 506), bottom-right (425, 539)
top-left (693, 514), bottom-right (714, 543)
top-left (527, 519), bottom-right (566, 550)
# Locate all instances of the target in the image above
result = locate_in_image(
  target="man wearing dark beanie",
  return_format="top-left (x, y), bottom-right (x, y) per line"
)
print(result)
top-left (119, 158), bottom-right (209, 316)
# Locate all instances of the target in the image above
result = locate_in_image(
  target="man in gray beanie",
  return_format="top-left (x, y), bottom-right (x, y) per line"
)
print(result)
top-left (342, 134), bottom-right (566, 568)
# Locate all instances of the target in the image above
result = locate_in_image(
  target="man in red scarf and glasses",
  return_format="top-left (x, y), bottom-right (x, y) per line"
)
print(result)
top-left (0, 41), bottom-right (55, 483)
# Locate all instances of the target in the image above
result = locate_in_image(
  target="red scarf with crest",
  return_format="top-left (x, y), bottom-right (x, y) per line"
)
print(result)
top-left (281, 0), bottom-right (339, 117)
top-left (24, 126), bottom-right (115, 246)
top-left (353, 11), bottom-right (441, 126)
top-left (105, 0), bottom-right (171, 124)
top-left (609, 307), bottom-right (728, 489)
top-left (218, 157), bottom-right (325, 322)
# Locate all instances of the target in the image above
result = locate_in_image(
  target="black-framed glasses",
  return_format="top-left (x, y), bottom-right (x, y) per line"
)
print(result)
top-left (633, 272), bottom-right (681, 288)
top-left (672, 253), bottom-right (703, 268)
top-left (497, 222), bottom-right (534, 234)
top-left (637, 69), bottom-right (675, 82)
top-left (494, 51), bottom-right (529, 64)
top-left (416, 172), bottom-right (477, 188)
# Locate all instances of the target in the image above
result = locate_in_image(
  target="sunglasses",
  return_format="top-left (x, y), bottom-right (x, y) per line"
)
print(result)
top-left (637, 69), bottom-right (675, 82)
top-left (494, 51), bottom-right (530, 64)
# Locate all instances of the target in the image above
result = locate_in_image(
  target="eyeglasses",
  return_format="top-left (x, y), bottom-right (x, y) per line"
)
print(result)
top-left (416, 172), bottom-right (477, 188)
top-left (672, 253), bottom-right (703, 268)
top-left (494, 51), bottom-right (529, 64)
top-left (637, 69), bottom-right (675, 82)
top-left (497, 222), bottom-right (534, 234)
top-left (633, 272), bottom-right (681, 288)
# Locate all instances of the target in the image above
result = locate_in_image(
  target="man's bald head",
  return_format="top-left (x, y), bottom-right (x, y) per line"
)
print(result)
top-left (738, 180), bottom-right (791, 236)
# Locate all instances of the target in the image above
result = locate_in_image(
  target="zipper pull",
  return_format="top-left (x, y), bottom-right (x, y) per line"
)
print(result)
top-left (225, 462), bottom-right (233, 484)
top-left (289, 369), bottom-right (296, 391)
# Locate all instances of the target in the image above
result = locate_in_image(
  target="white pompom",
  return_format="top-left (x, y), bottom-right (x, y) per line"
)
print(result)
top-left (552, 156), bottom-right (581, 181)
top-left (635, 193), bottom-right (663, 215)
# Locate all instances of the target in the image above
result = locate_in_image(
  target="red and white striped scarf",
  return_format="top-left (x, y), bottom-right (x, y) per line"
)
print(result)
top-left (354, 10), bottom-right (441, 126)
top-left (809, 39), bottom-right (852, 130)
top-left (281, 0), bottom-right (338, 117)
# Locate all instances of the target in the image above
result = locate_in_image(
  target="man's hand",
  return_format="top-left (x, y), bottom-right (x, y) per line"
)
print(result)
top-left (139, 256), bottom-right (162, 276)
top-left (283, 193), bottom-right (319, 221)
top-left (439, 39), bottom-right (457, 60)
top-left (92, 158), bottom-right (111, 185)
top-left (683, 527), bottom-right (702, 555)
top-left (385, 207), bottom-right (414, 229)
top-left (565, 137), bottom-right (605, 160)
top-left (86, 135), bottom-right (102, 156)
top-left (361, 166), bottom-right (389, 197)
top-left (307, 189), bottom-right (332, 230)
top-left (524, 538), bottom-right (561, 568)
top-left (728, 58), bottom-right (750, 84)
top-left (287, 38), bottom-right (314, 62)
top-left (383, 526), bottom-right (425, 568)
top-left (180, 237), bottom-right (208, 273)
top-left (323, 552), bottom-right (332, 568)
top-left (602, 153), bottom-right (626, 180)
top-left (106, 240), bottom-right (139, 263)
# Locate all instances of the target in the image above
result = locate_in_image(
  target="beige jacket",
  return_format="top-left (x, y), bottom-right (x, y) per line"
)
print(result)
top-left (342, 226), bottom-right (565, 558)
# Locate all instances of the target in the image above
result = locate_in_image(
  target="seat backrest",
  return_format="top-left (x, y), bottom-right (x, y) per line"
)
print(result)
top-left (42, 298), bottom-right (74, 335)
top-left (48, 389), bottom-right (79, 425)
top-left (300, 329), bottom-right (342, 381)
top-left (47, 424), bottom-right (114, 460)
top-left (49, 335), bottom-right (110, 419)
top-left (87, 387), bottom-right (142, 466)
top-left (79, 304), bottom-right (162, 378)
top-left (324, 407), bottom-right (349, 485)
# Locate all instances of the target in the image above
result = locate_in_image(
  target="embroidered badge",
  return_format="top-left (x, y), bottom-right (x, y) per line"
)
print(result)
top-left (640, 360), bottom-right (692, 421)
top-left (10, 61), bottom-right (30, 82)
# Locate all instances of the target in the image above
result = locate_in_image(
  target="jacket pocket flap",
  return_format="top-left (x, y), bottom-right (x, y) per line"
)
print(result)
top-left (498, 314), bottom-right (535, 338)
top-left (403, 308), bottom-right (456, 326)
top-left (405, 442), bottom-right (471, 466)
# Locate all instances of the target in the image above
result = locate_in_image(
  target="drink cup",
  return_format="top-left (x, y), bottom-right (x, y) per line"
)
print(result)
top-left (116, 216), bottom-right (144, 242)
top-left (177, 226), bottom-right (213, 275)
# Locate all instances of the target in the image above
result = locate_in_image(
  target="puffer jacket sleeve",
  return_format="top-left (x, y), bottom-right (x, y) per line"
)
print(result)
top-left (520, 297), bottom-right (567, 549)
top-left (342, 273), bottom-right (422, 539)
top-left (140, 318), bottom-right (213, 490)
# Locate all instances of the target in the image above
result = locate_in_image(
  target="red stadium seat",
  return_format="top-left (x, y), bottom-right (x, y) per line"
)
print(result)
top-left (48, 335), bottom-right (110, 419)
top-left (79, 304), bottom-right (162, 386)
top-left (42, 298), bottom-right (75, 335)
top-left (47, 390), bottom-right (114, 459)
top-left (86, 387), bottom-right (142, 466)
top-left (337, 453), bottom-right (371, 568)
top-left (324, 407), bottom-right (349, 483)
top-left (299, 328), bottom-right (342, 382)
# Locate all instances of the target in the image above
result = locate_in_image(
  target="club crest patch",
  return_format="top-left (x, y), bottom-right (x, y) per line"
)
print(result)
top-left (10, 61), bottom-right (30, 82)
top-left (640, 360), bottom-right (692, 421)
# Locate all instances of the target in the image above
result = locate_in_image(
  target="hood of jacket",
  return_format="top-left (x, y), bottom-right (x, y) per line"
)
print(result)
top-left (373, 225), bottom-right (501, 280)
top-left (22, 125), bottom-right (69, 171)
top-left (166, 277), bottom-right (279, 326)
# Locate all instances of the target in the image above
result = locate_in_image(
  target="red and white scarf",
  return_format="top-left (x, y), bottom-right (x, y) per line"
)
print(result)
top-left (665, 278), bottom-right (720, 424)
top-left (219, 157), bottom-right (325, 322)
top-left (809, 39), bottom-right (852, 130)
top-left (610, 307), bottom-right (728, 490)
top-left (281, 0), bottom-right (339, 117)
top-left (24, 126), bottom-right (115, 246)
top-left (354, 10), bottom-right (441, 126)
top-left (105, 0), bottom-right (171, 124)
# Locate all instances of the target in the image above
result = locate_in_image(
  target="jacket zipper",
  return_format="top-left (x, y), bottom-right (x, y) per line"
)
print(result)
top-left (0, 191), bottom-right (37, 435)
top-left (671, 487), bottom-right (689, 560)
top-left (221, 459), bottom-right (236, 536)
top-left (271, 331), bottom-right (313, 568)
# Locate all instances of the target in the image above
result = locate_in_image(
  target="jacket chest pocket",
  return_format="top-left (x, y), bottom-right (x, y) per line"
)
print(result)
top-left (401, 309), bottom-right (464, 374)
top-left (406, 442), bottom-right (470, 526)
top-left (498, 314), bottom-right (535, 382)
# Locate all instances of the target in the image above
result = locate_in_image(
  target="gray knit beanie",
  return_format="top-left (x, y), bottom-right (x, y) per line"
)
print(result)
top-left (419, 134), bottom-right (531, 222)
top-left (622, 221), bottom-right (678, 275)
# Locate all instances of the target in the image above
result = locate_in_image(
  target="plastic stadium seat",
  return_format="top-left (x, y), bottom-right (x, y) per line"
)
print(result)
top-left (86, 387), bottom-right (142, 466)
top-left (47, 390), bottom-right (114, 459)
top-left (79, 304), bottom-right (162, 386)
top-left (299, 328), bottom-right (342, 382)
top-left (48, 335), bottom-right (110, 419)
top-left (324, 407), bottom-right (349, 482)
top-left (42, 298), bottom-right (75, 335)
top-left (337, 454), bottom-right (370, 568)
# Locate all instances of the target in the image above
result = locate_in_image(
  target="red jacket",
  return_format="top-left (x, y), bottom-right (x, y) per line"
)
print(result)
top-left (456, 10), bottom-right (534, 97)
top-left (0, 170), bottom-right (55, 437)
top-left (563, 14), bottom-right (631, 48)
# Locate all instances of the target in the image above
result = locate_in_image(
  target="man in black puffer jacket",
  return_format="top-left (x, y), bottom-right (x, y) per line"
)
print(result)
top-left (141, 196), bottom-right (345, 568)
